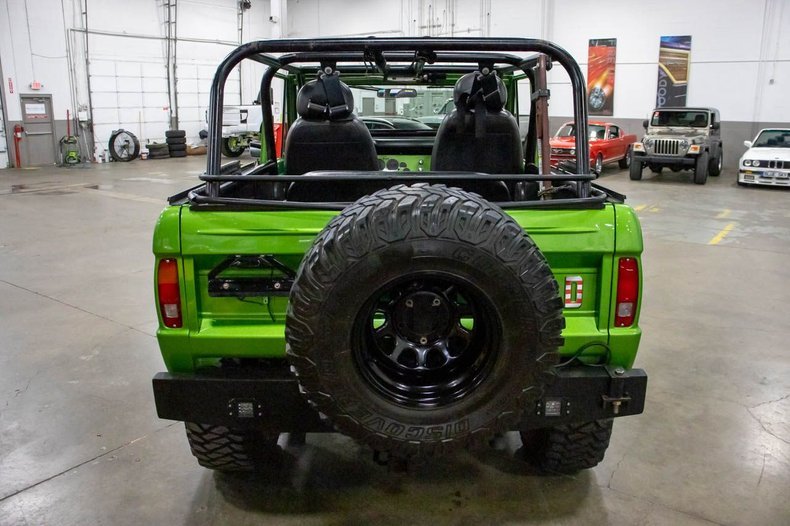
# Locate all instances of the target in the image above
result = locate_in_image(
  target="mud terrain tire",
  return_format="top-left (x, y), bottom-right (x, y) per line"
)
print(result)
top-left (286, 184), bottom-right (564, 459)
top-left (185, 423), bottom-right (281, 472)
top-left (521, 419), bottom-right (614, 474)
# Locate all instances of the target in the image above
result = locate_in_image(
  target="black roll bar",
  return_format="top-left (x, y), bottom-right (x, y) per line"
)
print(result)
top-left (207, 37), bottom-right (590, 198)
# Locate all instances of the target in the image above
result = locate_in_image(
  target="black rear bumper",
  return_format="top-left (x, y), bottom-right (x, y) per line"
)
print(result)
top-left (152, 365), bottom-right (647, 432)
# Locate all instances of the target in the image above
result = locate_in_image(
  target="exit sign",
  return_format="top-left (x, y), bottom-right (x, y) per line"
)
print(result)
top-left (30, 81), bottom-right (42, 90)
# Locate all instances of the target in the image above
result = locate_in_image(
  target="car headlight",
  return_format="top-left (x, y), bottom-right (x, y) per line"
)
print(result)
top-left (644, 138), bottom-right (654, 146)
top-left (752, 160), bottom-right (761, 167)
top-left (570, 149), bottom-right (576, 155)
top-left (680, 139), bottom-right (689, 148)
top-left (743, 159), bottom-right (752, 167)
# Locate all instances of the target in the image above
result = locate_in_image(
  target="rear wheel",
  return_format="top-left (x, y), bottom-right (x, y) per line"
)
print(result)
top-left (709, 150), bottom-right (722, 176)
top-left (618, 147), bottom-right (632, 169)
top-left (694, 152), bottom-right (709, 185)
top-left (184, 422), bottom-right (281, 472)
top-left (222, 136), bottom-right (245, 157)
top-left (629, 157), bottom-right (643, 180)
top-left (520, 419), bottom-right (614, 474)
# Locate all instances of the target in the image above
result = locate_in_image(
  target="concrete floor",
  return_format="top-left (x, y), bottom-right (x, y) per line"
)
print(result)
top-left (0, 157), bottom-right (788, 526)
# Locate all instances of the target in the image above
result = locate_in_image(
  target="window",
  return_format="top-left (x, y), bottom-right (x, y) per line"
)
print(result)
top-left (608, 125), bottom-right (620, 139)
top-left (651, 111), bottom-right (709, 128)
top-left (753, 130), bottom-right (790, 148)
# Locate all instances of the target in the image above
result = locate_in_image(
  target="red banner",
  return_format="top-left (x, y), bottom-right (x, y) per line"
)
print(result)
top-left (587, 39), bottom-right (617, 116)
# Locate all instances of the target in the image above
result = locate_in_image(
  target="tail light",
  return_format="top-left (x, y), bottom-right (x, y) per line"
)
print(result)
top-left (615, 257), bottom-right (639, 327)
top-left (157, 258), bottom-right (182, 328)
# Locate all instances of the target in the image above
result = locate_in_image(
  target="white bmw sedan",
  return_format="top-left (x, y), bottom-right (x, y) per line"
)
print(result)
top-left (738, 129), bottom-right (790, 187)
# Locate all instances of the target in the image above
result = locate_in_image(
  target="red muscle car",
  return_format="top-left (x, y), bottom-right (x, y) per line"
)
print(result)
top-left (550, 121), bottom-right (637, 173)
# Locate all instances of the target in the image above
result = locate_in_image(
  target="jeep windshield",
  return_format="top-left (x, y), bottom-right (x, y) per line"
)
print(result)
top-left (651, 110), bottom-right (709, 128)
top-left (350, 85), bottom-right (455, 122)
top-left (752, 130), bottom-right (790, 148)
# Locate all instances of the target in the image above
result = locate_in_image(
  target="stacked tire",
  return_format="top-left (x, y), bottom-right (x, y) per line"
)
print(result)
top-left (166, 130), bottom-right (187, 158)
top-left (147, 142), bottom-right (170, 160)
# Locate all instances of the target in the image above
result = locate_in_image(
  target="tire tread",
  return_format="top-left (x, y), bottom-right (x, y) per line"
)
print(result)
top-left (522, 419), bottom-right (614, 474)
top-left (184, 422), bottom-right (280, 472)
top-left (286, 184), bottom-right (564, 459)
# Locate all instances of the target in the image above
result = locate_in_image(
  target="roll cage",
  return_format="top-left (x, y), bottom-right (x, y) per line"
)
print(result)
top-left (190, 37), bottom-right (615, 210)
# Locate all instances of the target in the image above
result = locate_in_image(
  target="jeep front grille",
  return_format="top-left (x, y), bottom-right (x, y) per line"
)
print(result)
top-left (653, 139), bottom-right (680, 155)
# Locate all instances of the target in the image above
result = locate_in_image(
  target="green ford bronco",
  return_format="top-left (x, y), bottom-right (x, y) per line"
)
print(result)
top-left (152, 37), bottom-right (646, 474)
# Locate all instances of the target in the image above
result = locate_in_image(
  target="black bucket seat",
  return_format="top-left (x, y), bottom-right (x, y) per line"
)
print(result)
top-left (431, 71), bottom-right (522, 175)
top-left (284, 73), bottom-right (379, 176)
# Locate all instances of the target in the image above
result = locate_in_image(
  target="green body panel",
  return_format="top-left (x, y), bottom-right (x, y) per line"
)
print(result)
top-left (608, 204), bottom-right (644, 369)
top-left (153, 202), bottom-right (643, 373)
top-left (152, 206), bottom-right (182, 254)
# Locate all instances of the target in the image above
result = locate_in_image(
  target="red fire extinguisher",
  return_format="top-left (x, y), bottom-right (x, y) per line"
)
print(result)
top-left (13, 124), bottom-right (24, 168)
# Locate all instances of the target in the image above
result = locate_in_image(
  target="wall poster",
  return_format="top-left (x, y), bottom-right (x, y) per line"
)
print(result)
top-left (587, 38), bottom-right (617, 116)
top-left (656, 35), bottom-right (692, 108)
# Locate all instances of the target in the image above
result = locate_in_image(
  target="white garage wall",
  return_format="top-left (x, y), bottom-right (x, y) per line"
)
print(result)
top-left (0, 89), bottom-right (7, 168)
top-left (0, 0), bottom-right (272, 164)
top-left (287, 0), bottom-right (404, 38)
top-left (87, 33), bottom-right (171, 154)
top-left (81, 0), bottom-right (249, 151)
top-left (538, 0), bottom-right (783, 123)
top-left (283, 0), bottom-right (790, 124)
top-left (0, 0), bottom-right (73, 123)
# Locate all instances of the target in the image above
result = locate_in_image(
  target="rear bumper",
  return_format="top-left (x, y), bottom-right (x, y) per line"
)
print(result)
top-left (152, 365), bottom-right (647, 432)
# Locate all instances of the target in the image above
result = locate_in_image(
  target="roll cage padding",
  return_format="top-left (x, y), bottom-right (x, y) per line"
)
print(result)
top-left (296, 72), bottom-right (353, 121)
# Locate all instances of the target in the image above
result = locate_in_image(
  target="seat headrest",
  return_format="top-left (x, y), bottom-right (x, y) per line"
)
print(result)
top-left (296, 75), bottom-right (355, 120)
top-left (453, 71), bottom-right (507, 113)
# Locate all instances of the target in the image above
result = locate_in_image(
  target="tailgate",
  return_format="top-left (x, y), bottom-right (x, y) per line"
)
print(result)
top-left (167, 204), bottom-right (622, 370)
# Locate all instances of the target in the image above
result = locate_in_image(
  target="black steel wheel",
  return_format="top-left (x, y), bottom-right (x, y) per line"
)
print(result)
top-left (286, 184), bottom-right (564, 459)
top-left (108, 129), bottom-right (140, 162)
top-left (354, 274), bottom-right (500, 408)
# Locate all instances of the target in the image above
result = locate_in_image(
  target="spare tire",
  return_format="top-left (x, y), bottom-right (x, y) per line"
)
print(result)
top-left (286, 184), bottom-right (564, 459)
